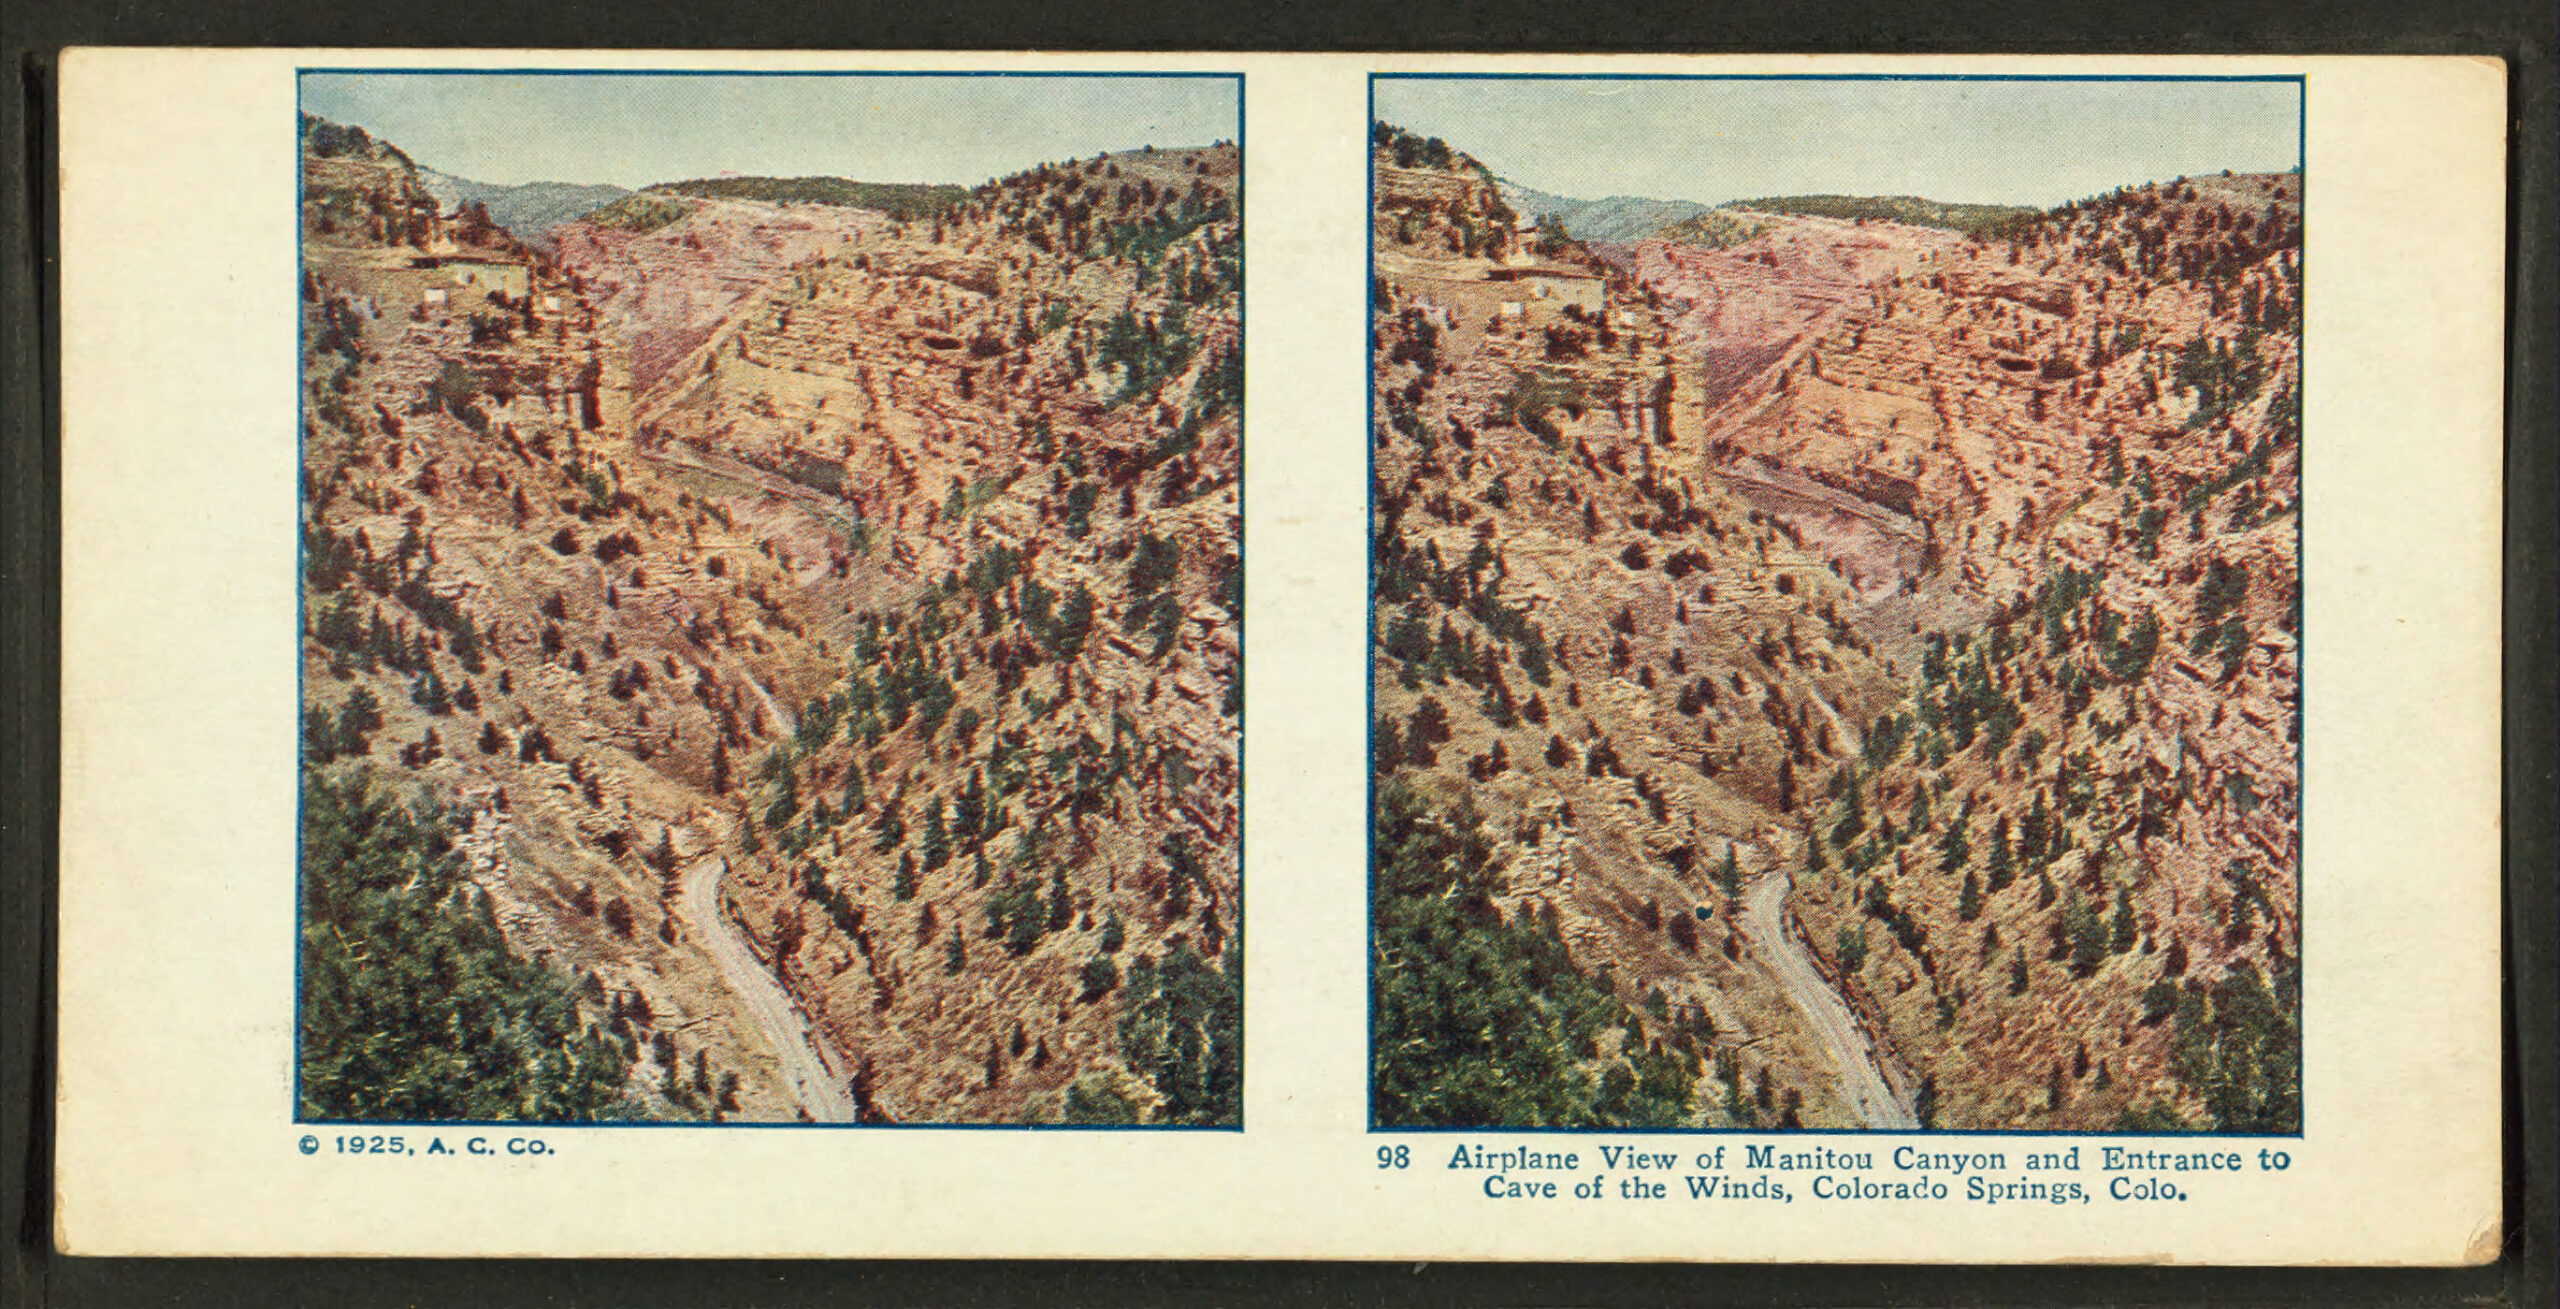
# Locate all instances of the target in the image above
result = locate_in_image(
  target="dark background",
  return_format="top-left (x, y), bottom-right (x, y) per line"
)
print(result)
top-left (6, 2), bottom-right (2552, 1304)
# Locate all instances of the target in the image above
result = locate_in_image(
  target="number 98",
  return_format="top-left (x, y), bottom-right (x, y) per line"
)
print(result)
top-left (1377, 1144), bottom-right (1409, 1170)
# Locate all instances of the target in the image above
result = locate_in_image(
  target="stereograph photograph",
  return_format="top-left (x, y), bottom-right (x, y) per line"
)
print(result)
top-left (1368, 77), bottom-right (2304, 1134)
top-left (293, 71), bottom-right (1243, 1128)
top-left (46, 49), bottom-right (2510, 1266)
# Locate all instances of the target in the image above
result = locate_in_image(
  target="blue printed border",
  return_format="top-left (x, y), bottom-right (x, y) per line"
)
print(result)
top-left (294, 67), bottom-right (1247, 1132)
top-left (1362, 70), bottom-right (2310, 1140)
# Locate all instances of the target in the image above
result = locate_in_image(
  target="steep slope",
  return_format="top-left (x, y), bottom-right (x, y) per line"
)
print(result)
top-left (597, 143), bottom-right (1245, 1126)
top-left (301, 117), bottom-right (1242, 1126)
top-left (1371, 128), bottom-right (1917, 1129)
top-left (1727, 173), bottom-right (2303, 1132)
top-left (1589, 214), bottom-right (1961, 420)
top-left (301, 115), bottom-right (812, 1122)
top-left (553, 195), bottom-right (885, 392)
top-left (1371, 122), bottom-right (2301, 1133)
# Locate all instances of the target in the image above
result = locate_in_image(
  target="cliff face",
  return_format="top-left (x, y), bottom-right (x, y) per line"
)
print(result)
top-left (1738, 174), bottom-right (2302, 1131)
top-left (1372, 125), bottom-right (2300, 1133)
top-left (302, 120), bottom-right (1241, 1125)
top-left (605, 145), bottom-right (1244, 1125)
top-left (1371, 138), bottom-right (1914, 1129)
top-left (553, 198), bottom-right (885, 393)
top-left (302, 124), bottom-right (823, 1122)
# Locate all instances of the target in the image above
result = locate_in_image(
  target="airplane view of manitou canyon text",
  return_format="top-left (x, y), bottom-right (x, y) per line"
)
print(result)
top-left (1367, 79), bottom-right (2302, 1134)
top-left (295, 74), bottom-right (1242, 1127)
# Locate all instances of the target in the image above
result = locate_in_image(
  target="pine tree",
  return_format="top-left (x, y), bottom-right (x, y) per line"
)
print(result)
top-left (303, 707), bottom-right (339, 763)
top-left (921, 801), bottom-right (951, 871)
top-left (1046, 865), bottom-right (1073, 931)
top-left (894, 850), bottom-right (918, 902)
top-left (954, 768), bottom-right (984, 840)
top-left (1986, 815), bottom-right (2016, 890)
top-left (1958, 870), bottom-right (1984, 921)
top-left (2066, 889), bottom-right (2108, 977)
top-left (336, 687), bottom-right (383, 756)
top-left (1831, 780), bottom-right (1865, 850)
top-left (1079, 952), bottom-right (1121, 1001)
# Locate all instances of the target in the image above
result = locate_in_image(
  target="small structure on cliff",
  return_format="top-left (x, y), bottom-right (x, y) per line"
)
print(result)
top-left (1485, 263), bottom-right (1604, 311)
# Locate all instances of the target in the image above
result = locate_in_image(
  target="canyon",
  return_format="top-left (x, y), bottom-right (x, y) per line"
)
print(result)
top-left (297, 113), bottom-right (1242, 1125)
top-left (1369, 121), bottom-right (2300, 1132)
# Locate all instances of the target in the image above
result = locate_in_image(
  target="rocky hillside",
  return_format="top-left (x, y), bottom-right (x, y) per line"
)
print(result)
top-left (1370, 121), bottom-right (1906, 1129)
top-left (1370, 121), bottom-right (2299, 1134)
top-left (298, 115), bottom-right (1240, 1127)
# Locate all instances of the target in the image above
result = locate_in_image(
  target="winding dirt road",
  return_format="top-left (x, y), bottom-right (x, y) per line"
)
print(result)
top-left (1739, 867), bottom-right (1919, 1130)
top-left (679, 854), bottom-right (859, 1122)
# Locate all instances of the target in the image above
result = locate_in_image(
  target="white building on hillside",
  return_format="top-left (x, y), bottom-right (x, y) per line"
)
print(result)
top-left (1485, 264), bottom-right (1604, 311)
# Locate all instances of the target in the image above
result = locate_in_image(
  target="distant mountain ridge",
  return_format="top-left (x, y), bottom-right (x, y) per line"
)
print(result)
top-left (567, 175), bottom-right (973, 241)
top-left (645, 175), bottom-right (966, 220)
top-left (1498, 179), bottom-right (1712, 243)
top-left (418, 169), bottom-right (631, 246)
top-left (1727, 193), bottom-right (2037, 237)
top-left (1501, 176), bottom-right (2043, 245)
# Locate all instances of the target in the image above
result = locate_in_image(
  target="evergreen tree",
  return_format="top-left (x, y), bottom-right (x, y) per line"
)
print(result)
top-left (298, 769), bottom-right (628, 1121)
top-left (1046, 864), bottom-right (1074, 932)
top-left (2065, 889), bottom-right (2109, 977)
top-left (1078, 952), bottom-right (1121, 1001)
top-left (1986, 815), bottom-right (2016, 890)
top-left (303, 707), bottom-right (340, 764)
top-left (1715, 845), bottom-right (1744, 898)
top-left (1936, 812), bottom-right (1971, 873)
top-left (921, 800), bottom-right (951, 871)
top-left (1116, 936), bottom-right (1243, 1126)
top-left (1370, 780), bottom-right (1690, 1128)
top-left (1831, 781), bottom-right (1865, 850)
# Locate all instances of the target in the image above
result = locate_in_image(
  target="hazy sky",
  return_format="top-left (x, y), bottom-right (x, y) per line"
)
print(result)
top-left (1375, 77), bottom-right (2301, 208)
top-left (300, 72), bottom-right (1239, 189)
